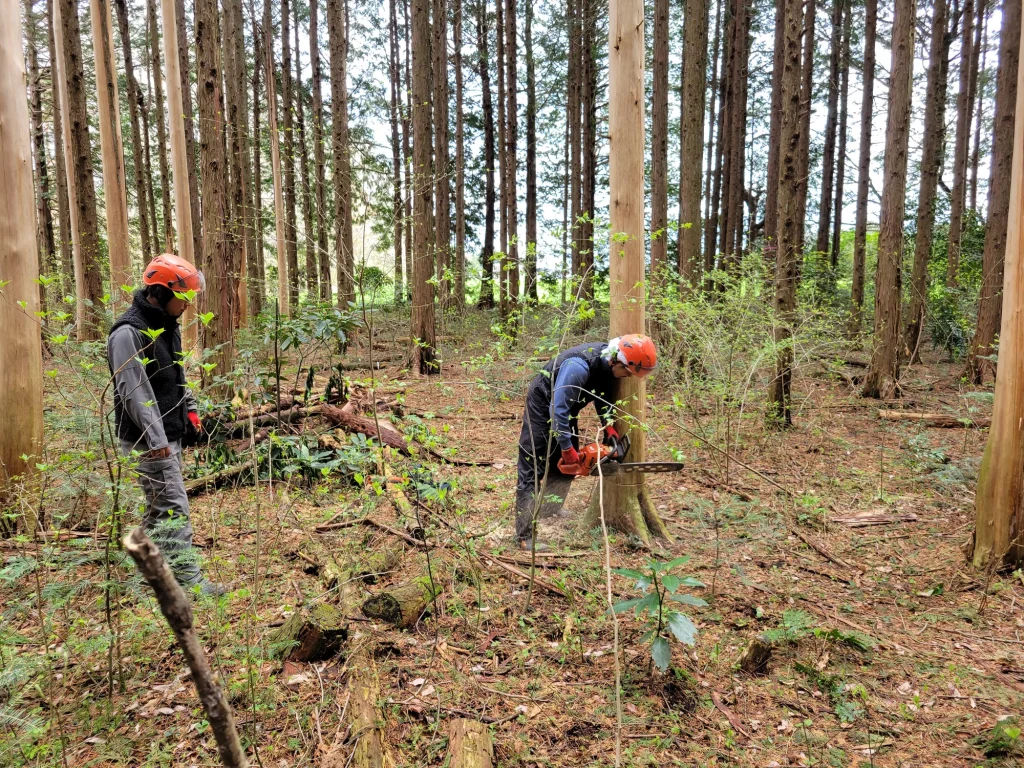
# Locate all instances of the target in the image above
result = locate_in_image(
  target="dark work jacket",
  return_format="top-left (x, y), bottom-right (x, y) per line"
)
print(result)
top-left (108, 290), bottom-right (187, 444)
top-left (535, 341), bottom-right (616, 427)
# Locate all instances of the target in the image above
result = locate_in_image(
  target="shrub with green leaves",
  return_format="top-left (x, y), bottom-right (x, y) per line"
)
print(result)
top-left (612, 556), bottom-right (706, 672)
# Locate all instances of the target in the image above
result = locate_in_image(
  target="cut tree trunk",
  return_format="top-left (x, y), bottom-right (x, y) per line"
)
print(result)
top-left (906, 0), bottom-right (953, 361)
top-left (448, 720), bottom-right (494, 768)
top-left (362, 573), bottom-right (439, 627)
top-left (584, 0), bottom-right (669, 544)
top-left (966, 0), bottom-right (1020, 384)
top-left (971, 10), bottom-right (1024, 569)
top-left (768, 0), bottom-right (803, 426)
top-left (861, 0), bottom-right (915, 399)
top-left (850, 0), bottom-right (877, 334)
top-left (269, 603), bottom-right (348, 661)
top-left (321, 404), bottom-right (410, 454)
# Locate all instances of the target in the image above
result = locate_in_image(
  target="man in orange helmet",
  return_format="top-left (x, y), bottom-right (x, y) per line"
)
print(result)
top-left (515, 334), bottom-right (657, 551)
top-left (107, 254), bottom-right (226, 596)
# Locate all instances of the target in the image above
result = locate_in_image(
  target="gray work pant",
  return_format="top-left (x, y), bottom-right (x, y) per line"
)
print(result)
top-left (121, 439), bottom-right (202, 586)
top-left (514, 378), bottom-right (576, 541)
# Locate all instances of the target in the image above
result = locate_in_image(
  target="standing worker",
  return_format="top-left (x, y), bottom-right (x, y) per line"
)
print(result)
top-left (107, 254), bottom-right (226, 596)
top-left (515, 335), bottom-right (657, 550)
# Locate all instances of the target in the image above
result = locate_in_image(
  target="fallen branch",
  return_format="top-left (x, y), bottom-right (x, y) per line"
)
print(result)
top-left (480, 555), bottom-right (568, 598)
top-left (184, 463), bottom-right (251, 496)
top-left (831, 511), bottom-right (918, 528)
top-left (123, 528), bottom-right (248, 768)
top-left (877, 410), bottom-right (990, 428)
top-left (711, 692), bottom-right (753, 741)
top-left (789, 527), bottom-right (854, 571)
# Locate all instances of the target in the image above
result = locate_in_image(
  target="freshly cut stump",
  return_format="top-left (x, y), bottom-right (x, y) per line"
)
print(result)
top-left (268, 603), bottom-right (347, 661)
top-left (448, 719), bottom-right (493, 768)
top-left (738, 636), bottom-right (772, 675)
top-left (361, 575), bottom-right (438, 628)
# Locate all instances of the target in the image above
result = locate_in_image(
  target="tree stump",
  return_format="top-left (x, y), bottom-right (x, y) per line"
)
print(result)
top-left (448, 719), bottom-right (494, 768)
top-left (361, 574), bottom-right (438, 628)
top-left (738, 636), bottom-right (772, 675)
top-left (268, 603), bottom-right (347, 661)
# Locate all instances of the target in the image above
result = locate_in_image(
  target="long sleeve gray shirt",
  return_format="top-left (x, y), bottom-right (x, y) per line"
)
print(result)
top-left (107, 326), bottom-right (197, 451)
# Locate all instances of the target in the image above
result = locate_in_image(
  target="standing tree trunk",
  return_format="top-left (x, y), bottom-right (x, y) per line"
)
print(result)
top-left (763, 0), bottom-right (785, 255)
top-left (966, 0), bottom-right (1020, 383)
top-left (861, 0), bottom-right (915, 399)
top-left (295, 1), bottom-right (317, 301)
top-left (54, 0), bottom-right (104, 338)
top-left (948, 0), bottom-right (976, 287)
top-left (0, 1), bottom-right (45, 509)
top-left (175, 0), bottom-right (202, 267)
top-left (148, 0), bottom-right (172, 249)
top-left (568, 0), bottom-right (582, 295)
top-left (252, 11), bottom-right (265, 311)
top-left (47, 0), bottom-right (74, 287)
top-left (906, 0), bottom-right (953, 361)
top-left (496, 0), bottom-right (507, 312)
top-left (850, 0), bottom-right (877, 333)
top-left (90, 0), bottom-right (132, 307)
top-left (768, 0), bottom-right (803, 426)
top-left (585, 0), bottom-right (669, 545)
top-left (726, 0), bottom-right (750, 266)
top-left (25, 0), bottom-right (56, 283)
top-left (504, 0), bottom-right (519, 308)
top-left (477, 0), bottom-right (496, 309)
top-left (830, 0), bottom-right (851, 271)
top-left (388, 0), bottom-right (404, 304)
top-left (160, 0), bottom-right (196, 271)
top-left (327, 0), bottom-right (355, 306)
top-left (792, 0), bottom-right (815, 256)
top-left (433, 0), bottom-right (453, 307)
top-left (311, 0), bottom-right (331, 303)
top-left (196, 0), bottom-right (236, 378)
top-left (579, 0), bottom-right (597, 304)
top-left (679, 0), bottom-right (708, 286)
top-left (971, 0), bottom-right (1024, 570)
top-left (814, 0), bottom-right (844, 257)
top-left (281, 0), bottom-right (300, 310)
top-left (454, 0), bottom-right (468, 308)
top-left (967, 0), bottom-right (988, 213)
top-left (403, 0), bottom-right (413, 301)
top-left (701, 0), bottom-right (723, 275)
top-left (141, 39), bottom-right (160, 259)
top-left (265, 4), bottom-right (289, 316)
top-left (715, 5), bottom-right (734, 266)
top-left (649, 0), bottom-right (670, 277)
top-left (411, 0), bottom-right (438, 373)
top-left (113, 0), bottom-right (152, 262)
top-left (224, 0), bottom-right (253, 326)
top-left (524, 0), bottom-right (537, 301)
top-left (970, 7), bottom-right (989, 212)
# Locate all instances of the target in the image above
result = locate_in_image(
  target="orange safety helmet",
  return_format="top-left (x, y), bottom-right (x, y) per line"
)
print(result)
top-left (611, 334), bottom-right (657, 376)
top-left (143, 253), bottom-right (205, 294)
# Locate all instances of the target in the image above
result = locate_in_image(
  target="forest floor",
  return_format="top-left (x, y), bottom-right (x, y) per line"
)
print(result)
top-left (3, 306), bottom-right (1024, 768)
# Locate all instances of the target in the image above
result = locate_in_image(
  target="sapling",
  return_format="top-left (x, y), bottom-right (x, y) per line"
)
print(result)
top-left (612, 555), bottom-right (706, 672)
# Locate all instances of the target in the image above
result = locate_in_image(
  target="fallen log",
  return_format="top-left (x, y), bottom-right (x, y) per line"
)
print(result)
top-left (322, 404), bottom-right (410, 454)
top-left (347, 649), bottom-right (390, 768)
top-left (184, 463), bottom-right (251, 496)
top-left (217, 404), bottom-right (322, 439)
top-left (362, 572), bottom-right (440, 628)
top-left (877, 410), bottom-right (990, 428)
top-left (322, 543), bottom-right (405, 588)
top-left (448, 719), bottom-right (494, 768)
top-left (268, 603), bottom-right (348, 662)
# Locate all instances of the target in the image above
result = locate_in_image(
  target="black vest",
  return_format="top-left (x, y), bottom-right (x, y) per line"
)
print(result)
top-left (538, 342), bottom-right (615, 422)
top-left (109, 290), bottom-right (187, 444)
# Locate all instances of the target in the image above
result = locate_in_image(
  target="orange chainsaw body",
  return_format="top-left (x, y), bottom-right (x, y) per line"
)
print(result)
top-left (558, 442), bottom-right (613, 477)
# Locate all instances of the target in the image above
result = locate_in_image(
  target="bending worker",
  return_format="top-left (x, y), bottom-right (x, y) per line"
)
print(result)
top-left (107, 254), bottom-right (226, 596)
top-left (515, 334), bottom-right (657, 550)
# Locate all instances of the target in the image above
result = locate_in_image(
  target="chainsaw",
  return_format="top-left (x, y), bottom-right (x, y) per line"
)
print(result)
top-left (558, 434), bottom-right (686, 477)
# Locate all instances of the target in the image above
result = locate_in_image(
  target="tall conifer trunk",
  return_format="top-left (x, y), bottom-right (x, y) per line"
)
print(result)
top-left (814, 0), bottom-right (844, 257)
top-left (679, 0), bottom-right (707, 285)
top-left (454, 0), bottom-right (468, 307)
top-left (477, 0), bottom-right (496, 308)
top-left (947, 0), bottom-right (976, 287)
top-left (433, 0), bottom-right (453, 307)
top-left (830, 0), bottom-right (851, 271)
top-left (850, 0), bottom-right (877, 333)
top-left (650, 0), bottom-right (670, 276)
top-left (327, 0), bottom-right (355, 305)
top-left (175, 0), bottom-right (202, 265)
top-left (524, 0), bottom-right (537, 301)
top-left (504, 0), bottom-right (519, 307)
top-left (25, 0), bottom-right (57, 284)
top-left (148, 0), bottom-right (172, 248)
top-left (311, 0), bottom-right (331, 302)
top-left (46, 0), bottom-right (74, 287)
top-left (388, 0), bottom-right (404, 303)
top-left (295, 1), bottom-right (316, 300)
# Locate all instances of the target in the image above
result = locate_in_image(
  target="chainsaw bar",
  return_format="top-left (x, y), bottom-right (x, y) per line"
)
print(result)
top-left (590, 461), bottom-right (685, 476)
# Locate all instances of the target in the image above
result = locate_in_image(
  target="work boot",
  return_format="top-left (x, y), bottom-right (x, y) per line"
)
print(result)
top-left (518, 538), bottom-right (551, 553)
top-left (188, 578), bottom-right (229, 598)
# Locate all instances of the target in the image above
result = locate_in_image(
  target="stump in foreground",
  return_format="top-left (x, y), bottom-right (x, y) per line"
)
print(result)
top-left (269, 603), bottom-right (347, 661)
top-left (361, 573), bottom-right (439, 628)
top-left (448, 719), bottom-right (494, 768)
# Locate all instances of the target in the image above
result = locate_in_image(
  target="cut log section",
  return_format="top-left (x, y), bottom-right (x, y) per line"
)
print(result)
top-left (347, 648), bottom-right (390, 768)
top-left (877, 410), bottom-right (990, 428)
top-left (448, 719), bottom-right (494, 768)
top-left (321, 544), bottom-right (405, 588)
top-left (362, 573), bottom-right (440, 628)
top-left (322, 404), bottom-right (410, 454)
top-left (268, 603), bottom-right (347, 661)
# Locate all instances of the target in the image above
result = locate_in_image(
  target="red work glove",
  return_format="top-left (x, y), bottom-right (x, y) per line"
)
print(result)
top-left (602, 425), bottom-right (620, 445)
top-left (188, 411), bottom-right (202, 432)
top-left (557, 446), bottom-right (583, 476)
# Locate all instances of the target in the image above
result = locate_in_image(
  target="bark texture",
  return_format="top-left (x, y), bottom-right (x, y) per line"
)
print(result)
top-left (851, 0), bottom-right (877, 333)
top-left (679, 0), bottom-right (708, 285)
